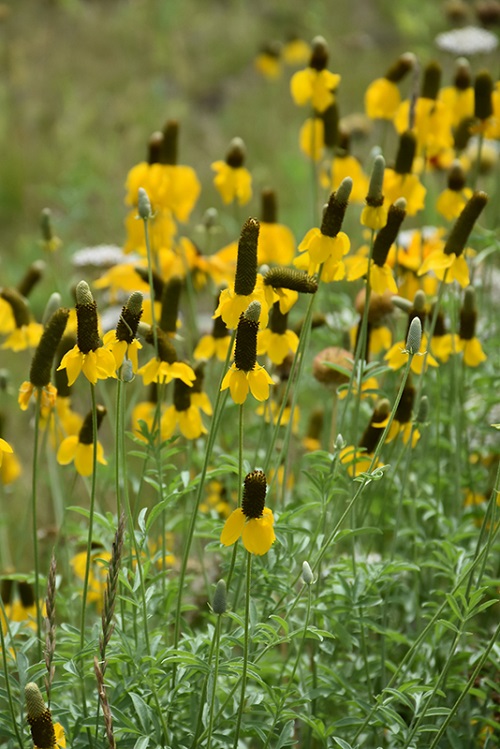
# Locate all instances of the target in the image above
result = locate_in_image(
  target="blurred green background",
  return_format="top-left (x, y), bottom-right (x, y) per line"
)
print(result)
top-left (0, 0), bottom-right (457, 286)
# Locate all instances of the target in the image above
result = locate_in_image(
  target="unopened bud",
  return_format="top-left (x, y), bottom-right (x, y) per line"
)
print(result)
top-left (301, 561), bottom-right (314, 585)
top-left (212, 579), bottom-right (227, 614)
top-left (416, 395), bottom-right (429, 424)
top-left (366, 155), bottom-right (385, 207)
top-left (413, 290), bottom-right (426, 313)
top-left (391, 295), bottom-right (413, 313)
top-left (42, 293), bottom-right (62, 326)
top-left (405, 317), bottom-right (422, 354)
top-left (120, 358), bottom-right (135, 383)
top-left (138, 187), bottom-right (152, 219)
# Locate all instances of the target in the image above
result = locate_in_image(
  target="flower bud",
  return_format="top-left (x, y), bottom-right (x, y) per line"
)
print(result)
top-left (42, 293), bottom-right (62, 326)
top-left (365, 154), bottom-right (385, 207)
top-left (416, 395), bottom-right (429, 424)
top-left (120, 358), bottom-right (135, 383)
top-left (301, 561), bottom-right (314, 585)
top-left (405, 317), bottom-right (422, 354)
top-left (212, 579), bottom-right (227, 615)
top-left (138, 187), bottom-right (153, 219)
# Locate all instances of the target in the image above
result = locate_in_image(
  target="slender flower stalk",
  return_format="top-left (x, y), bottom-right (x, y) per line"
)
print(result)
top-left (79, 384), bottom-right (99, 651)
top-left (171, 330), bottom-right (236, 687)
top-left (262, 579), bottom-right (313, 748)
top-left (138, 187), bottom-right (159, 356)
top-left (205, 580), bottom-right (227, 749)
top-left (0, 597), bottom-right (24, 749)
top-left (44, 553), bottom-right (57, 704)
top-left (32, 396), bottom-right (43, 661)
top-left (232, 552), bottom-right (252, 749)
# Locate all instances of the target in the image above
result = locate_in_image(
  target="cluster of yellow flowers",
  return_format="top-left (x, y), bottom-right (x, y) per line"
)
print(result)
top-left (0, 35), bottom-right (494, 561)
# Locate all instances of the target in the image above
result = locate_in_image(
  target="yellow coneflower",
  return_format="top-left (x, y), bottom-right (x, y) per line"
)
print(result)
top-left (214, 217), bottom-right (270, 328)
top-left (348, 198), bottom-right (407, 294)
top-left (221, 302), bottom-right (274, 404)
top-left (137, 326), bottom-right (195, 387)
top-left (365, 53), bottom-right (415, 120)
top-left (257, 189), bottom-right (296, 266)
top-left (102, 291), bottom-right (143, 373)
top-left (212, 137), bottom-right (252, 206)
top-left (57, 405), bottom-right (107, 477)
top-left (418, 191), bottom-right (488, 288)
top-left (57, 282), bottom-right (116, 386)
top-left (458, 287), bottom-right (487, 367)
top-left (340, 399), bottom-right (390, 477)
top-left (25, 682), bottom-right (66, 749)
top-left (18, 306), bottom-right (70, 412)
top-left (0, 288), bottom-right (43, 352)
top-left (383, 132), bottom-right (426, 216)
top-left (296, 179), bottom-right (352, 281)
top-left (220, 470), bottom-right (276, 555)
top-left (290, 36), bottom-right (340, 113)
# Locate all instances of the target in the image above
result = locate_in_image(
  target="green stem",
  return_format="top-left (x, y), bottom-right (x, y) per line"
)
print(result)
top-left (262, 585), bottom-right (312, 748)
top-left (171, 333), bottom-right (235, 687)
top-left (263, 290), bottom-right (316, 476)
top-left (142, 216), bottom-right (159, 357)
top-left (313, 354), bottom-right (414, 573)
top-left (31, 396), bottom-right (42, 661)
top-left (427, 619), bottom-right (500, 749)
top-left (190, 635), bottom-right (216, 748)
top-left (206, 616), bottom-right (222, 749)
top-left (232, 552), bottom-right (252, 749)
top-left (338, 229), bottom-right (375, 442)
top-left (353, 519), bottom-right (500, 741)
top-left (79, 383), bottom-right (98, 650)
top-left (0, 598), bottom-right (24, 749)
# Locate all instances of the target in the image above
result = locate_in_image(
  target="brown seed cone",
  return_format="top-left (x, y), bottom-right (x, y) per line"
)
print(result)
top-left (313, 347), bottom-right (353, 387)
top-left (355, 289), bottom-right (394, 322)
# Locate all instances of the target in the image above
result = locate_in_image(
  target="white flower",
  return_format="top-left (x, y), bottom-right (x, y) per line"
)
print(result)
top-left (435, 26), bottom-right (498, 56)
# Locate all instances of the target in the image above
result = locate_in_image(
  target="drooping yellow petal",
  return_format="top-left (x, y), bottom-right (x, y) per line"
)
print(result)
top-left (461, 337), bottom-right (487, 367)
top-left (347, 256), bottom-right (369, 282)
top-left (194, 335), bottom-right (216, 361)
top-left (57, 435), bottom-right (79, 465)
top-left (58, 346), bottom-right (84, 387)
top-left (178, 406), bottom-right (206, 439)
top-left (370, 263), bottom-right (398, 295)
top-left (299, 118), bottom-right (324, 161)
top-left (220, 508), bottom-right (246, 546)
top-left (242, 513), bottom-right (276, 555)
top-left (365, 77), bottom-right (401, 120)
top-left (248, 367), bottom-right (274, 401)
top-left (228, 368), bottom-right (250, 404)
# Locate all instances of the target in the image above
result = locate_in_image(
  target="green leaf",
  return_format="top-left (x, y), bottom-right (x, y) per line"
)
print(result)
top-left (130, 692), bottom-right (153, 732)
top-left (333, 738), bottom-right (354, 749)
top-left (275, 720), bottom-right (295, 748)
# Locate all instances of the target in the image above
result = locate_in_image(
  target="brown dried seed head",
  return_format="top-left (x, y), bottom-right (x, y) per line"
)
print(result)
top-left (313, 347), bottom-right (353, 386)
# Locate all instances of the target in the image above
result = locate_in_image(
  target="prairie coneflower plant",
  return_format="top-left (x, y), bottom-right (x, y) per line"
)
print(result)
top-left (2, 26), bottom-right (500, 749)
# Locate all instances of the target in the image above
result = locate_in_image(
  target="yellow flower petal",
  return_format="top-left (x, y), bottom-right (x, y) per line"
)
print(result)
top-left (248, 366), bottom-right (274, 401)
top-left (57, 436), bottom-right (79, 465)
top-left (220, 508), bottom-right (246, 546)
top-left (242, 513), bottom-right (276, 555)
